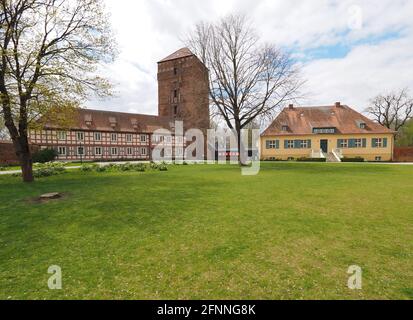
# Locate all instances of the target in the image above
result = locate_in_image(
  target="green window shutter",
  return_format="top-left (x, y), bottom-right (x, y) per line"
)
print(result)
top-left (372, 138), bottom-right (377, 148)
top-left (266, 140), bottom-right (270, 149)
top-left (294, 140), bottom-right (301, 149)
top-left (307, 140), bottom-right (311, 148)
top-left (284, 140), bottom-right (288, 149)
top-left (383, 138), bottom-right (388, 148)
top-left (337, 139), bottom-right (342, 148)
top-left (276, 140), bottom-right (280, 149)
top-left (362, 138), bottom-right (367, 148)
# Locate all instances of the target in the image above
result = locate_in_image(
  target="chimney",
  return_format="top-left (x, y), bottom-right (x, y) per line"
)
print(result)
top-left (335, 102), bottom-right (341, 108)
top-left (288, 104), bottom-right (294, 110)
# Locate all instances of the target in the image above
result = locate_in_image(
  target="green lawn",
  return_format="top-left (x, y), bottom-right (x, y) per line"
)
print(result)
top-left (0, 162), bottom-right (412, 300)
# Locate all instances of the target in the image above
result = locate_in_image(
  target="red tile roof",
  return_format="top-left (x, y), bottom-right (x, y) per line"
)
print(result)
top-left (43, 109), bottom-right (174, 133)
top-left (158, 47), bottom-right (194, 63)
top-left (261, 104), bottom-right (395, 136)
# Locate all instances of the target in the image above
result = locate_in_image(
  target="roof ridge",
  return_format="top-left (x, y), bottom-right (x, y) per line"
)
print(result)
top-left (80, 108), bottom-right (169, 119)
top-left (158, 47), bottom-right (194, 63)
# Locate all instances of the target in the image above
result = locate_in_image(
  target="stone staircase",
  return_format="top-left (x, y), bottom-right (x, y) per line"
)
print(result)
top-left (326, 151), bottom-right (341, 162)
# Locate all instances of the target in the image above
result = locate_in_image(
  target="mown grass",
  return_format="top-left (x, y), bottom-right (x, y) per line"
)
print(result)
top-left (0, 162), bottom-right (412, 300)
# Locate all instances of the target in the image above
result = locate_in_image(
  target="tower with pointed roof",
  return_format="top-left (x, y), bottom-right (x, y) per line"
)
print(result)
top-left (157, 48), bottom-right (210, 131)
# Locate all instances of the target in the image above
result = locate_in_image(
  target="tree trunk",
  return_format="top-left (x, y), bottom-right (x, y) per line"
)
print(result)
top-left (235, 123), bottom-right (247, 166)
top-left (13, 138), bottom-right (34, 183)
top-left (20, 150), bottom-right (34, 183)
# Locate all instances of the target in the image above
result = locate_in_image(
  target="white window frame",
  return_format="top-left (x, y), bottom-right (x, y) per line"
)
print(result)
top-left (58, 146), bottom-right (66, 155)
top-left (57, 131), bottom-right (67, 140)
top-left (376, 138), bottom-right (383, 148)
top-left (140, 135), bottom-right (147, 142)
top-left (267, 140), bottom-right (277, 149)
top-left (77, 146), bottom-right (85, 155)
top-left (111, 147), bottom-right (118, 156)
top-left (355, 139), bottom-right (362, 148)
top-left (140, 147), bottom-right (147, 156)
top-left (126, 134), bottom-right (132, 142)
top-left (340, 139), bottom-right (348, 148)
top-left (94, 132), bottom-right (101, 141)
top-left (375, 156), bottom-right (382, 161)
top-left (111, 133), bottom-right (117, 142)
top-left (127, 147), bottom-right (133, 155)
top-left (300, 140), bottom-right (308, 148)
top-left (95, 147), bottom-right (102, 156)
top-left (76, 132), bottom-right (84, 141)
top-left (166, 136), bottom-right (172, 143)
top-left (287, 140), bottom-right (294, 149)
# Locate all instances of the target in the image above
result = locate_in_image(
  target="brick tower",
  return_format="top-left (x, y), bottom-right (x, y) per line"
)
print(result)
top-left (157, 48), bottom-right (210, 131)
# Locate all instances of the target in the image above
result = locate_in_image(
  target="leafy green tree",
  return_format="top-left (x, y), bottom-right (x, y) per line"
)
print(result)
top-left (0, 0), bottom-right (116, 182)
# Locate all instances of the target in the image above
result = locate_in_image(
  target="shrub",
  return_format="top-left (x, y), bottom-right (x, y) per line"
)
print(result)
top-left (80, 164), bottom-right (98, 172)
top-left (341, 157), bottom-right (364, 162)
top-left (95, 166), bottom-right (107, 173)
top-left (118, 163), bottom-right (133, 171)
top-left (297, 157), bottom-right (327, 162)
top-left (150, 162), bottom-right (159, 170)
top-left (158, 164), bottom-right (168, 171)
top-left (131, 163), bottom-right (146, 172)
top-left (32, 148), bottom-right (57, 163)
top-left (28, 162), bottom-right (66, 178)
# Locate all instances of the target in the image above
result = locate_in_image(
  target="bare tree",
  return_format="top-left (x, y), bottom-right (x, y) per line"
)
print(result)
top-left (186, 15), bottom-right (303, 163)
top-left (0, 0), bottom-right (116, 182)
top-left (366, 89), bottom-right (413, 135)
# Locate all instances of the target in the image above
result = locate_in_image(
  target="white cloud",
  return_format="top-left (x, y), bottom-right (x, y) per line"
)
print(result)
top-left (86, 0), bottom-right (413, 116)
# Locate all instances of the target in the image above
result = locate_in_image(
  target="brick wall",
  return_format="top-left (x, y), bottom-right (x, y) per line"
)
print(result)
top-left (157, 55), bottom-right (210, 132)
top-left (394, 147), bottom-right (413, 162)
top-left (0, 141), bottom-right (40, 165)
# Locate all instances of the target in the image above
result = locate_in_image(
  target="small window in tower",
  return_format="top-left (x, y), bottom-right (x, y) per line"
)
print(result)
top-left (174, 89), bottom-right (178, 98)
top-left (173, 67), bottom-right (178, 75)
top-left (173, 105), bottom-right (178, 115)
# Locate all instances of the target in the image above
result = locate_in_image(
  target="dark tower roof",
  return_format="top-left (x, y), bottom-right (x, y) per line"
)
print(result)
top-left (158, 47), bottom-right (194, 63)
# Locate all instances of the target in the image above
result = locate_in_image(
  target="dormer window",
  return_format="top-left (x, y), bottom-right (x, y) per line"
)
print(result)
top-left (359, 122), bottom-right (366, 129)
top-left (131, 119), bottom-right (138, 130)
top-left (313, 127), bottom-right (336, 134)
top-left (109, 116), bottom-right (117, 128)
top-left (281, 125), bottom-right (288, 132)
top-left (84, 114), bottom-right (92, 126)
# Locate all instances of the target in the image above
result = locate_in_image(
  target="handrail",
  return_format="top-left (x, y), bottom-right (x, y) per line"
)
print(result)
top-left (331, 149), bottom-right (342, 162)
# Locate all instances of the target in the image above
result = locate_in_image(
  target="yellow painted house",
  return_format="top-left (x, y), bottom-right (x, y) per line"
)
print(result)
top-left (260, 103), bottom-right (395, 162)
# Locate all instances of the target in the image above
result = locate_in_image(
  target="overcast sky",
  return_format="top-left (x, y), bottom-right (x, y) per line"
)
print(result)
top-left (86, 0), bottom-right (413, 116)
